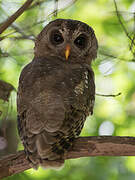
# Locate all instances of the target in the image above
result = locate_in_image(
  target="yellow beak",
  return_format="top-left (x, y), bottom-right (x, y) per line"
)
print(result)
top-left (65, 44), bottom-right (71, 60)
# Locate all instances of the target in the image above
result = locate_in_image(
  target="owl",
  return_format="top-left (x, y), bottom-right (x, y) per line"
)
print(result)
top-left (17, 19), bottom-right (98, 169)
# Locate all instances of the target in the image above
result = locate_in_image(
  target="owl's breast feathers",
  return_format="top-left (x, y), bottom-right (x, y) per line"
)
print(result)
top-left (17, 57), bottom-right (95, 168)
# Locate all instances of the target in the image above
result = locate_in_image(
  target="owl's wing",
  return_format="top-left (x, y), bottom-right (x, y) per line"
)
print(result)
top-left (71, 64), bottom-right (95, 114)
top-left (25, 91), bottom-right (65, 134)
top-left (87, 66), bottom-right (95, 115)
top-left (18, 79), bottom-right (65, 137)
top-left (17, 97), bottom-right (65, 167)
top-left (17, 58), bottom-right (68, 132)
top-left (17, 62), bottom-right (68, 164)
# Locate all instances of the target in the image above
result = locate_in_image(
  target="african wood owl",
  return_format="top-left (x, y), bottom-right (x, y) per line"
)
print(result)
top-left (17, 19), bottom-right (98, 169)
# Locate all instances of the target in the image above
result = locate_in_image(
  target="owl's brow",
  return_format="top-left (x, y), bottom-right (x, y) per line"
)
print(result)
top-left (59, 28), bottom-right (67, 34)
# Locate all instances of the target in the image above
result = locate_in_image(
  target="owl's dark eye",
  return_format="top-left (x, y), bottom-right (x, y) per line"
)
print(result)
top-left (51, 30), bottom-right (64, 45)
top-left (74, 34), bottom-right (87, 49)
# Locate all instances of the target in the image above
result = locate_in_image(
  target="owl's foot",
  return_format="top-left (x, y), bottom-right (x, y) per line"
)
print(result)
top-left (40, 159), bottom-right (64, 170)
top-left (27, 154), bottom-right (40, 170)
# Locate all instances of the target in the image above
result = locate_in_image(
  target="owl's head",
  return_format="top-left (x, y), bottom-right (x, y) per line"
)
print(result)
top-left (34, 19), bottom-right (98, 64)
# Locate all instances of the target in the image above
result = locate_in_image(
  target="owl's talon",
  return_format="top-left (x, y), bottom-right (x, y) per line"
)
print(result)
top-left (40, 159), bottom-right (64, 170)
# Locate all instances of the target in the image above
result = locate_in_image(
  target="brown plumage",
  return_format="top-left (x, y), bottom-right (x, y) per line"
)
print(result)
top-left (17, 19), bottom-right (98, 169)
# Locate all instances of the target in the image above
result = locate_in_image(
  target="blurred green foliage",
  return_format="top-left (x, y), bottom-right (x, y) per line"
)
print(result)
top-left (0, 0), bottom-right (135, 179)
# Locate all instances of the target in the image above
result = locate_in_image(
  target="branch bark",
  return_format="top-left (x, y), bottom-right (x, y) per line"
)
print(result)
top-left (0, 136), bottom-right (135, 179)
top-left (0, 0), bottom-right (34, 34)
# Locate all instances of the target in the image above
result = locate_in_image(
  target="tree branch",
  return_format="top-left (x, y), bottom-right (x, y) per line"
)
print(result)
top-left (113, 0), bottom-right (135, 56)
top-left (0, 136), bottom-right (135, 179)
top-left (0, 0), bottom-right (34, 34)
top-left (96, 92), bottom-right (121, 97)
top-left (113, 0), bottom-right (134, 44)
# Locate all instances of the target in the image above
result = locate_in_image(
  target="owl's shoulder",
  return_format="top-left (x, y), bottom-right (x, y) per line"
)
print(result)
top-left (19, 61), bottom-right (33, 82)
